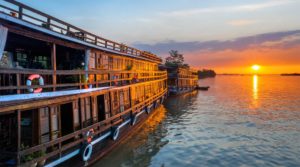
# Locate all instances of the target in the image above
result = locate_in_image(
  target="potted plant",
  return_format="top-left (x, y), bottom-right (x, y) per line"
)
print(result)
top-left (36, 150), bottom-right (46, 167)
top-left (21, 144), bottom-right (46, 167)
top-left (126, 64), bottom-right (133, 71)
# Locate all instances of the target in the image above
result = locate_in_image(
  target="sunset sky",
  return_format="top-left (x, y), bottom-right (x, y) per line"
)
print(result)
top-left (20, 0), bottom-right (300, 74)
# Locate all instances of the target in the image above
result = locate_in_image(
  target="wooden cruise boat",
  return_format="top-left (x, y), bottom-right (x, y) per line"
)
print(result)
top-left (160, 65), bottom-right (198, 95)
top-left (0, 1), bottom-right (167, 166)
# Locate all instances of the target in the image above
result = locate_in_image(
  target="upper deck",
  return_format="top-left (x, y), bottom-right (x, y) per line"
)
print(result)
top-left (0, 0), bottom-right (167, 96)
top-left (0, 0), bottom-right (161, 63)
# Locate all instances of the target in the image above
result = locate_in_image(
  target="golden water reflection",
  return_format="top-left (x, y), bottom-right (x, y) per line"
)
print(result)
top-left (251, 75), bottom-right (259, 109)
top-left (253, 75), bottom-right (258, 100)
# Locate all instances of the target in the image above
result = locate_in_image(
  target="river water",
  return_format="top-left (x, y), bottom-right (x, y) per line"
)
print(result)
top-left (93, 75), bottom-right (300, 167)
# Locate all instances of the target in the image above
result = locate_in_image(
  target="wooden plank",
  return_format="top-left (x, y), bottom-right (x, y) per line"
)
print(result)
top-left (17, 109), bottom-right (21, 166)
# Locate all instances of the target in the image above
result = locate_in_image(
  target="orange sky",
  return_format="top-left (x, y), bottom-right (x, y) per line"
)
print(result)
top-left (184, 44), bottom-right (300, 74)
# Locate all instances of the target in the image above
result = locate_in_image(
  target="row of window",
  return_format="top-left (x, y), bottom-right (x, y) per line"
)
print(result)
top-left (92, 51), bottom-right (158, 71)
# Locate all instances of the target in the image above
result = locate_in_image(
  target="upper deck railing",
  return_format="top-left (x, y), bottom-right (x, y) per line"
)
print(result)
top-left (0, 68), bottom-right (167, 95)
top-left (0, 0), bottom-right (162, 62)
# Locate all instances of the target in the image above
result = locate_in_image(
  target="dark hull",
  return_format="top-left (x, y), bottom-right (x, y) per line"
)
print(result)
top-left (168, 88), bottom-right (196, 96)
top-left (40, 94), bottom-right (166, 167)
top-left (60, 104), bottom-right (162, 167)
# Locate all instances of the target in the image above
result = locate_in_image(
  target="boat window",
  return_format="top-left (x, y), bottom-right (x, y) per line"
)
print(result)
top-left (91, 96), bottom-right (98, 123)
top-left (123, 89), bottom-right (130, 110)
top-left (104, 93), bottom-right (111, 118)
top-left (97, 94), bottom-right (106, 121)
top-left (0, 112), bottom-right (17, 152)
top-left (50, 106), bottom-right (59, 140)
top-left (72, 101), bottom-right (80, 130)
top-left (111, 91), bottom-right (120, 115)
top-left (3, 32), bottom-right (51, 70)
top-left (60, 102), bottom-right (74, 136)
top-left (80, 97), bottom-right (93, 127)
top-left (120, 90), bottom-right (124, 112)
top-left (21, 109), bottom-right (39, 147)
top-left (56, 45), bottom-right (84, 70)
top-left (108, 56), bottom-right (113, 70)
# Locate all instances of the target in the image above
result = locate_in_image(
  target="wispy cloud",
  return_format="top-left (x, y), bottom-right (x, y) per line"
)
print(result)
top-left (228, 19), bottom-right (258, 26)
top-left (261, 33), bottom-right (300, 47)
top-left (134, 30), bottom-right (300, 54)
top-left (160, 1), bottom-right (294, 17)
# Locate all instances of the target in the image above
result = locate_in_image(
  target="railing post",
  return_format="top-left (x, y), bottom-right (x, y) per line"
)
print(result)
top-left (85, 49), bottom-right (91, 88)
top-left (51, 43), bottom-right (57, 91)
top-left (16, 109), bottom-right (21, 166)
top-left (16, 73), bottom-right (21, 94)
top-left (47, 18), bottom-right (51, 29)
top-left (18, 6), bottom-right (23, 19)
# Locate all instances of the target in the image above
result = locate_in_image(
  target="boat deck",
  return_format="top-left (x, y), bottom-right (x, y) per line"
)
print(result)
top-left (0, 87), bottom-right (110, 106)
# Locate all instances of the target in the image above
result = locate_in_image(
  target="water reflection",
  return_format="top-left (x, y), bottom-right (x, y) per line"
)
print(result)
top-left (93, 76), bottom-right (300, 167)
top-left (93, 106), bottom-right (168, 167)
top-left (253, 75), bottom-right (258, 100)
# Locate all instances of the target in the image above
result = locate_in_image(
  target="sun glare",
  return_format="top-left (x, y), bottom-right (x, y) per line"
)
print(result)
top-left (251, 65), bottom-right (261, 71)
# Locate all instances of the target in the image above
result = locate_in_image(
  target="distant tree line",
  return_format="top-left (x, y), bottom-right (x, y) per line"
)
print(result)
top-left (198, 69), bottom-right (216, 79)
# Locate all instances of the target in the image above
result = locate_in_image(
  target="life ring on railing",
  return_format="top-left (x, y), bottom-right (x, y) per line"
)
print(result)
top-left (26, 74), bottom-right (44, 93)
top-left (81, 143), bottom-right (93, 162)
top-left (111, 127), bottom-right (120, 141)
top-left (86, 129), bottom-right (94, 143)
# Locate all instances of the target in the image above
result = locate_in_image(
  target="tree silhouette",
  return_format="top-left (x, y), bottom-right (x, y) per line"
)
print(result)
top-left (165, 50), bottom-right (185, 67)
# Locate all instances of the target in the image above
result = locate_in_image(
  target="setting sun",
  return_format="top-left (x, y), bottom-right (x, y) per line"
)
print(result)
top-left (251, 65), bottom-right (261, 71)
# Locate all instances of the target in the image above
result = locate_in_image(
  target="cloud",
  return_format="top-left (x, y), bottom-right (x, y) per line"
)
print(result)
top-left (134, 30), bottom-right (300, 55)
top-left (159, 0), bottom-right (294, 17)
top-left (228, 20), bottom-right (258, 26)
top-left (134, 30), bottom-right (300, 73)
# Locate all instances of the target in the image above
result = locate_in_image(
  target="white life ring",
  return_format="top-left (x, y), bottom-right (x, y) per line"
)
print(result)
top-left (81, 143), bottom-right (93, 162)
top-left (26, 74), bottom-right (44, 93)
top-left (112, 127), bottom-right (120, 141)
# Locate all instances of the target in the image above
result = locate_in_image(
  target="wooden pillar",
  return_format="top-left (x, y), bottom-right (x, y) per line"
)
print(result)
top-left (16, 74), bottom-right (21, 94)
top-left (85, 49), bottom-right (90, 88)
top-left (16, 110), bottom-right (21, 166)
top-left (51, 43), bottom-right (57, 91)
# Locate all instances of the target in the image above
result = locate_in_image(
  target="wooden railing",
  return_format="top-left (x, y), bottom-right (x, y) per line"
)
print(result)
top-left (13, 89), bottom-right (167, 166)
top-left (0, 0), bottom-right (162, 62)
top-left (168, 73), bottom-right (198, 79)
top-left (0, 68), bottom-right (167, 95)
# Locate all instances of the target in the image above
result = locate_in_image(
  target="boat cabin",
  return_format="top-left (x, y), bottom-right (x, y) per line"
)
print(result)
top-left (0, 1), bottom-right (167, 166)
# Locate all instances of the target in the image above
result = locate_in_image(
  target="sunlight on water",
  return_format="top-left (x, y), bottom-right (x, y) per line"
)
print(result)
top-left (252, 75), bottom-right (258, 100)
top-left (252, 75), bottom-right (258, 108)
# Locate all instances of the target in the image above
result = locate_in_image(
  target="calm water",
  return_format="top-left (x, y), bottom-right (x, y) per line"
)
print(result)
top-left (93, 75), bottom-right (300, 167)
